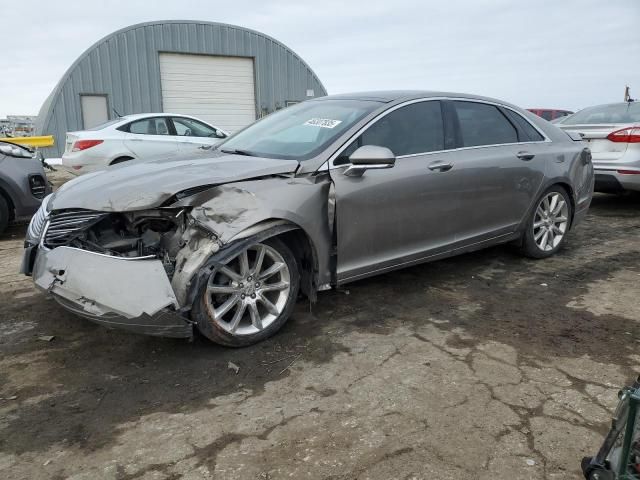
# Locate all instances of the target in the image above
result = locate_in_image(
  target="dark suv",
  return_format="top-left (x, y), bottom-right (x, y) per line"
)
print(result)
top-left (0, 141), bottom-right (51, 233)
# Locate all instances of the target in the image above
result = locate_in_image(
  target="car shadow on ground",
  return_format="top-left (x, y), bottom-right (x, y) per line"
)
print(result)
top-left (0, 192), bottom-right (638, 456)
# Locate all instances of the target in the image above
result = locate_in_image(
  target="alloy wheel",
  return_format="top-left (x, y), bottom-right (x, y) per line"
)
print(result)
top-left (204, 243), bottom-right (291, 335)
top-left (533, 192), bottom-right (569, 252)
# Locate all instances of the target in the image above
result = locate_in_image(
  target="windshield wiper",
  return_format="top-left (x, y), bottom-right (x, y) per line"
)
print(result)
top-left (220, 148), bottom-right (256, 157)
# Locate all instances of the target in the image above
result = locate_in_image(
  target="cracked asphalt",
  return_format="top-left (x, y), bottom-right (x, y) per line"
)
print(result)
top-left (0, 177), bottom-right (639, 479)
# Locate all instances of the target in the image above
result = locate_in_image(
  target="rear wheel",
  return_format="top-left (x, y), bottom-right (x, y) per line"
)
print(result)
top-left (192, 237), bottom-right (300, 347)
top-left (0, 195), bottom-right (9, 234)
top-left (521, 186), bottom-right (572, 259)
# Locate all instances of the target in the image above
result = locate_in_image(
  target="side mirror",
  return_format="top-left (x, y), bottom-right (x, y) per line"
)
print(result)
top-left (344, 145), bottom-right (396, 177)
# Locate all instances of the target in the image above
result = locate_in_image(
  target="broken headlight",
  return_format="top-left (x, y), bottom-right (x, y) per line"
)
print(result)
top-left (25, 193), bottom-right (52, 245)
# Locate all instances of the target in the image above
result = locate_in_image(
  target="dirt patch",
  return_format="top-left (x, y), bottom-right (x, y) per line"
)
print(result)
top-left (0, 192), bottom-right (639, 479)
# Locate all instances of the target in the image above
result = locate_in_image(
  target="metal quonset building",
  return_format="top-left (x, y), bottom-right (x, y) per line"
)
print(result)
top-left (35, 20), bottom-right (327, 157)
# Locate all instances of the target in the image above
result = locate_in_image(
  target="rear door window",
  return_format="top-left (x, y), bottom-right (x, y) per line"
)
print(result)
top-left (126, 118), bottom-right (171, 135)
top-left (454, 101), bottom-right (518, 147)
top-left (172, 117), bottom-right (224, 138)
top-left (359, 101), bottom-right (445, 156)
top-left (502, 109), bottom-right (545, 142)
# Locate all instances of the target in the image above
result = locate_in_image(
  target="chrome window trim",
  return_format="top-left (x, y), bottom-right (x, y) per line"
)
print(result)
top-left (325, 96), bottom-right (551, 170)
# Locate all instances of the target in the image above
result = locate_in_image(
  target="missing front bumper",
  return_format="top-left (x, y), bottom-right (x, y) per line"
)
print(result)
top-left (30, 246), bottom-right (193, 338)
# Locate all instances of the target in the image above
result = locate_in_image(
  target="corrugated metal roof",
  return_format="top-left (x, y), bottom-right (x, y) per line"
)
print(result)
top-left (36, 20), bottom-right (327, 157)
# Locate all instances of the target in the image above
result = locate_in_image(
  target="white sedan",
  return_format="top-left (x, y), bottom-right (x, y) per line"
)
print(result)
top-left (62, 113), bottom-right (228, 174)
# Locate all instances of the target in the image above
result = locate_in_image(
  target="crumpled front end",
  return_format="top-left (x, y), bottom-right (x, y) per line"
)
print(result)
top-left (31, 246), bottom-right (192, 338)
top-left (21, 173), bottom-right (331, 339)
top-left (21, 203), bottom-right (217, 338)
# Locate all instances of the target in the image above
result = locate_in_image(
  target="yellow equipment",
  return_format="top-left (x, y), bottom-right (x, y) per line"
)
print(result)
top-left (0, 136), bottom-right (54, 148)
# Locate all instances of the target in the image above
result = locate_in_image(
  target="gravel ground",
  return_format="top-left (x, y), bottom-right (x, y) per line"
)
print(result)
top-left (0, 174), bottom-right (639, 479)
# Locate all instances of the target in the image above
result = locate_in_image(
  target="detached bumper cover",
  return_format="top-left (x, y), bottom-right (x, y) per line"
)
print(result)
top-left (31, 246), bottom-right (192, 338)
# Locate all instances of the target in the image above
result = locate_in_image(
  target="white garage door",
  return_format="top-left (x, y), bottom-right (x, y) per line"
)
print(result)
top-left (159, 53), bottom-right (256, 133)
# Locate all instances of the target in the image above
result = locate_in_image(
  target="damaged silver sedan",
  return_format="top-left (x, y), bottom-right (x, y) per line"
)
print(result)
top-left (21, 91), bottom-right (594, 346)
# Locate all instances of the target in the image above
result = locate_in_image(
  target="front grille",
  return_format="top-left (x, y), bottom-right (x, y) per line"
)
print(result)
top-left (28, 174), bottom-right (47, 199)
top-left (44, 210), bottom-right (108, 248)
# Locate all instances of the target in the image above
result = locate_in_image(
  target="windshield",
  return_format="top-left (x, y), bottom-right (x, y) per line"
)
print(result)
top-left (219, 99), bottom-right (380, 160)
top-left (566, 102), bottom-right (640, 125)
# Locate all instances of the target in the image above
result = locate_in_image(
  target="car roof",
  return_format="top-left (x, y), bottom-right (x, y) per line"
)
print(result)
top-left (572, 101), bottom-right (637, 110)
top-left (118, 112), bottom-right (203, 121)
top-left (312, 90), bottom-right (529, 111)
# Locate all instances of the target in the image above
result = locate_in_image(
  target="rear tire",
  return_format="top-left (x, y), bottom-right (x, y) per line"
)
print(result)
top-left (192, 237), bottom-right (300, 347)
top-left (521, 185), bottom-right (572, 259)
top-left (0, 195), bottom-right (9, 234)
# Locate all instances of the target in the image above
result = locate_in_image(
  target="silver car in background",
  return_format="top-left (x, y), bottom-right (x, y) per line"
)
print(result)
top-left (21, 91), bottom-right (594, 347)
top-left (560, 102), bottom-right (640, 193)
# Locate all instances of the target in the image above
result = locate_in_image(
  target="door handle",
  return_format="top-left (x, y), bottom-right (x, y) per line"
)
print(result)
top-left (428, 161), bottom-right (453, 172)
top-left (516, 151), bottom-right (535, 161)
top-left (129, 138), bottom-right (143, 142)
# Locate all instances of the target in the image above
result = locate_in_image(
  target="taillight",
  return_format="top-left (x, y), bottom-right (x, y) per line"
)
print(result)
top-left (617, 170), bottom-right (640, 175)
top-left (72, 139), bottom-right (103, 152)
top-left (606, 127), bottom-right (640, 143)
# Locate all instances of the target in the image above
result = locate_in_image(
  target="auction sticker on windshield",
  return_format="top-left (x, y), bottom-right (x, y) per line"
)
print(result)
top-left (304, 118), bottom-right (343, 128)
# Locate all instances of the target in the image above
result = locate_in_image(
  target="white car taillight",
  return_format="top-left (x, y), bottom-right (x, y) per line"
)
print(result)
top-left (72, 139), bottom-right (104, 152)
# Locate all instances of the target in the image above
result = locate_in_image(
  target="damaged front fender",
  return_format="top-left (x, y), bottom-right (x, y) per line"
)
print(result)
top-left (175, 223), bottom-right (303, 312)
top-left (170, 224), bottom-right (221, 306)
top-left (168, 174), bottom-right (334, 309)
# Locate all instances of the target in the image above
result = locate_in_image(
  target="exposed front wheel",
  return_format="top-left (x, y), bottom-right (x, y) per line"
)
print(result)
top-left (192, 237), bottom-right (300, 347)
top-left (521, 186), bottom-right (572, 259)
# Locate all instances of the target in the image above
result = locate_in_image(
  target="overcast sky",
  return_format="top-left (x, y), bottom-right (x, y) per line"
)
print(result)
top-left (1, 0), bottom-right (638, 118)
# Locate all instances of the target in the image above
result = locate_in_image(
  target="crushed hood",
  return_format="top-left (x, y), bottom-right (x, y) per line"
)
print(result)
top-left (50, 152), bottom-right (299, 212)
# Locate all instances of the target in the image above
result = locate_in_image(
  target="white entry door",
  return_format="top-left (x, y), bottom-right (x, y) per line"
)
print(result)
top-left (81, 95), bottom-right (109, 129)
top-left (159, 53), bottom-right (256, 134)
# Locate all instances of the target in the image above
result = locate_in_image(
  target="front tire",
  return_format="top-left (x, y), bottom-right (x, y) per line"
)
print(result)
top-left (521, 186), bottom-right (572, 259)
top-left (192, 237), bottom-right (300, 347)
top-left (0, 195), bottom-right (9, 234)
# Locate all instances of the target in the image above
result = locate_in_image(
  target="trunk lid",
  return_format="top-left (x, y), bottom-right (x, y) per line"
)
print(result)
top-left (64, 132), bottom-right (81, 154)
top-left (560, 123), bottom-right (632, 163)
